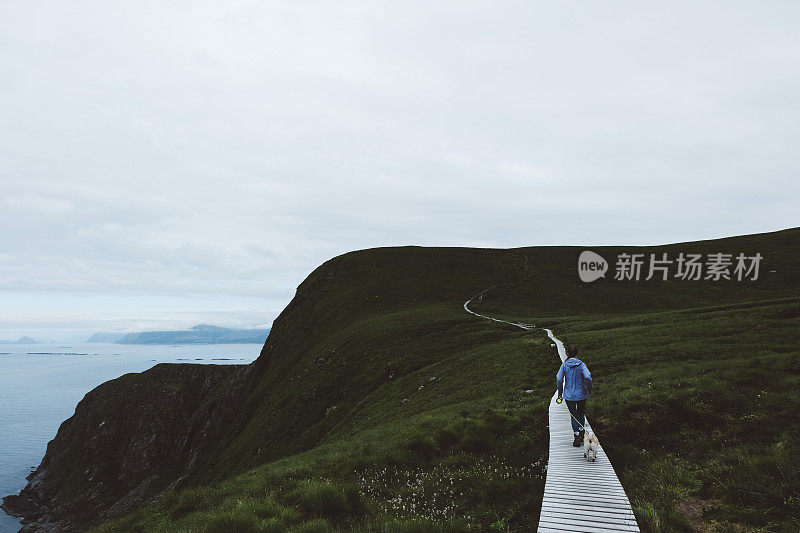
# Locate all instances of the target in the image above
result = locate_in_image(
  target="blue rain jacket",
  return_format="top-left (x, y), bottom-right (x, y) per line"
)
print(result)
top-left (556, 357), bottom-right (593, 401)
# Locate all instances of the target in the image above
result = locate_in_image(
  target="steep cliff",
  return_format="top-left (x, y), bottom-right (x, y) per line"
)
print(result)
top-left (2, 363), bottom-right (253, 530)
top-left (3, 246), bottom-right (528, 530)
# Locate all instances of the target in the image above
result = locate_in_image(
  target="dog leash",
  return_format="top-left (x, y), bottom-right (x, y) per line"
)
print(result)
top-left (556, 397), bottom-right (588, 431)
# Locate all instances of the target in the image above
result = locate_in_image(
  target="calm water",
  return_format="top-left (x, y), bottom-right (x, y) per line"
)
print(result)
top-left (0, 343), bottom-right (260, 532)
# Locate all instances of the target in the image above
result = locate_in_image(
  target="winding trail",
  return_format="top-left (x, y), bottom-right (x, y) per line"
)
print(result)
top-left (464, 294), bottom-right (640, 532)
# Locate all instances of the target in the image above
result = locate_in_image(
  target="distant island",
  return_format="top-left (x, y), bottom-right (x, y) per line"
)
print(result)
top-left (0, 336), bottom-right (39, 344)
top-left (85, 332), bottom-right (127, 343)
top-left (87, 324), bottom-right (270, 345)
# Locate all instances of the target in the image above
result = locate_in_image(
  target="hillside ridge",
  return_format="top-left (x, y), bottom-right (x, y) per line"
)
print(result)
top-left (3, 227), bottom-right (798, 531)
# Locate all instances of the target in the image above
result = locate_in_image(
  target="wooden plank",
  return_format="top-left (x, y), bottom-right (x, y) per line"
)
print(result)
top-left (541, 507), bottom-right (637, 523)
top-left (542, 500), bottom-right (633, 514)
top-left (544, 493), bottom-right (632, 506)
top-left (543, 476), bottom-right (629, 487)
top-left (538, 517), bottom-right (638, 532)
top-left (547, 471), bottom-right (620, 477)
top-left (546, 467), bottom-right (621, 475)
top-left (543, 488), bottom-right (632, 503)
top-left (541, 511), bottom-right (639, 527)
top-left (542, 489), bottom-right (632, 504)
top-left (543, 488), bottom-right (629, 499)
top-left (541, 504), bottom-right (637, 520)
top-left (542, 507), bottom-right (639, 522)
top-left (546, 463), bottom-right (618, 471)
top-left (539, 514), bottom-right (640, 531)
top-left (544, 490), bottom-right (630, 501)
top-left (542, 497), bottom-right (635, 512)
top-left (547, 483), bottom-right (626, 492)
top-left (545, 477), bottom-right (627, 485)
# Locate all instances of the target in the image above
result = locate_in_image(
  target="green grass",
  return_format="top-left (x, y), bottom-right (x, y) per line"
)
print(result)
top-left (89, 296), bottom-right (554, 530)
top-left (546, 299), bottom-right (800, 532)
top-left (93, 400), bottom-right (549, 532)
top-left (22, 227), bottom-right (800, 532)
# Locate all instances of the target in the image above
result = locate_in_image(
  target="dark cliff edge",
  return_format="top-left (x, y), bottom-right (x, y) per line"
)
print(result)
top-left (0, 245), bottom-right (523, 532)
top-left (1, 363), bottom-right (254, 531)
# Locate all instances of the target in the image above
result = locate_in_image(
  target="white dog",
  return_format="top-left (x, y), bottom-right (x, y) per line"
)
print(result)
top-left (583, 430), bottom-right (599, 462)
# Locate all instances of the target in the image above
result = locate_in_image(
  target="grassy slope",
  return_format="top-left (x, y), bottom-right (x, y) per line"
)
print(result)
top-left (470, 228), bottom-right (800, 531)
top-left (95, 229), bottom-right (798, 532)
top-left (94, 247), bottom-right (556, 532)
top-left (553, 299), bottom-right (800, 532)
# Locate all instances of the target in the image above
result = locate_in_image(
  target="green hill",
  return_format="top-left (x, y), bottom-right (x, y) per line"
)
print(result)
top-left (3, 228), bottom-right (799, 532)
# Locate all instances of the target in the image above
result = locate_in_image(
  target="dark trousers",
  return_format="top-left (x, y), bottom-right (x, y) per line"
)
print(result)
top-left (566, 399), bottom-right (586, 434)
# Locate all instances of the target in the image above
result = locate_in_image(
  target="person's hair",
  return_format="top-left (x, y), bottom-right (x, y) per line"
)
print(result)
top-left (566, 344), bottom-right (579, 358)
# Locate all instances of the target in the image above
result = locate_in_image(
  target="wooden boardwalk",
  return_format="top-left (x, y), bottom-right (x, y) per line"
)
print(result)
top-left (463, 296), bottom-right (639, 531)
top-left (539, 329), bottom-right (639, 532)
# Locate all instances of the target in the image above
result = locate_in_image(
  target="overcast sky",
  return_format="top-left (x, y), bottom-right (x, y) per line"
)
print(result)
top-left (1, 1), bottom-right (798, 340)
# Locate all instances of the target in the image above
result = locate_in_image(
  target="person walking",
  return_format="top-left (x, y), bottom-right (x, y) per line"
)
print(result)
top-left (556, 344), bottom-right (593, 447)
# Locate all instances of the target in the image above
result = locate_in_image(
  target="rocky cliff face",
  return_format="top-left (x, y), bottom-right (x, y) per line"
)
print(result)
top-left (2, 363), bottom-right (254, 531)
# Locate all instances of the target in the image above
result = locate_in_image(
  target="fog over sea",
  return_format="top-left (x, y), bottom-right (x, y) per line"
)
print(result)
top-left (0, 343), bottom-right (260, 532)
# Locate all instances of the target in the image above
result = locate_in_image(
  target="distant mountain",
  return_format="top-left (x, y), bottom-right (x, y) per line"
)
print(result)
top-left (117, 324), bottom-right (269, 345)
top-left (86, 333), bottom-right (127, 343)
top-left (0, 337), bottom-right (39, 344)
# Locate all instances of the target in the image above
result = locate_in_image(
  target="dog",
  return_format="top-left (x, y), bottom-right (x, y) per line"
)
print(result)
top-left (583, 430), bottom-right (599, 462)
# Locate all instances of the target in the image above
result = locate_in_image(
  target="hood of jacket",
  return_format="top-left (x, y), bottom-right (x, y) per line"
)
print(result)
top-left (564, 357), bottom-right (583, 368)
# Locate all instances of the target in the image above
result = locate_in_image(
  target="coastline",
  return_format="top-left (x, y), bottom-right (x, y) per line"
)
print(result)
top-left (0, 344), bottom-right (260, 533)
top-left (2, 470), bottom-right (73, 532)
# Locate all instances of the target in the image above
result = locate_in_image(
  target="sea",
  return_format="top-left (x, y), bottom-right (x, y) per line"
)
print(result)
top-left (0, 342), bottom-right (261, 532)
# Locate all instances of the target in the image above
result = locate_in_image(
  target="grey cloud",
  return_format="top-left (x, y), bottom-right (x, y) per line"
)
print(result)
top-left (1, 1), bottom-right (798, 338)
